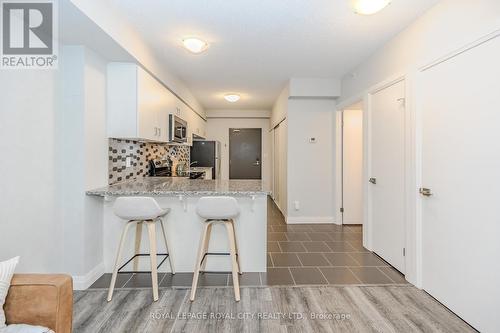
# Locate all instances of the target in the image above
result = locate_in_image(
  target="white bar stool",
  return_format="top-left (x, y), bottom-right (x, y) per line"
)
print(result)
top-left (190, 196), bottom-right (242, 301)
top-left (107, 197), bottom-right (175, 302)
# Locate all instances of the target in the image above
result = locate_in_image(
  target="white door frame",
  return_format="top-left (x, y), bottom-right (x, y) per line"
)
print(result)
top-left (335, 72), bottom-right (419, 285)
top-left (334, 105), bottom-right (362, 226)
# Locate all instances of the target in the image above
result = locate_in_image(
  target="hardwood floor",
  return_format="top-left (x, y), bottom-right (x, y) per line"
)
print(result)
top-left (73, 285), bottom-right (475, 333)
top-left (79, 198), bottom-right (474, 332)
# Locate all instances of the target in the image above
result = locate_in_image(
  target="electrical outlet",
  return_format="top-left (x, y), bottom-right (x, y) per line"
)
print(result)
top-left (294, 201), bottom-right (300, 211)
top-left (126, 156), bottom-right (132, 168)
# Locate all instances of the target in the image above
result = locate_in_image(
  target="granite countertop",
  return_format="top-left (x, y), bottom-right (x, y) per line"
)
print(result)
top-left (86, 177), bottom-right (269, 197)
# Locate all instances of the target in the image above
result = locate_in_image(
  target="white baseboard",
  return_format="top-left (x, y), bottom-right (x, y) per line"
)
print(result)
top-left (286, 216), bottom-right (335, 224)
top-left (342, 220), bottom-right (362, 225)
top-left (72, 262), bottom-right (104, 290)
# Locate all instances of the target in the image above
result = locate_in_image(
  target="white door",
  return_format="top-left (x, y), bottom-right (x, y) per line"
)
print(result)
top-left (370, 80), bottom-right (406, 273)
top-left (420, 36), bottom-right (500, 333)
top-left (272, 126), bottom-right (280, 202)
top-left (342, 109), bottom-right (363, 225)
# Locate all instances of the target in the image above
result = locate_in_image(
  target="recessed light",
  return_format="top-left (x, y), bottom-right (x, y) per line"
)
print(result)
top-left (351, 0), bottom-right (391, 15)
top-left (224, 94), bottom-right (240, 102)
top-left (182, 37), bottom-right (209, 54)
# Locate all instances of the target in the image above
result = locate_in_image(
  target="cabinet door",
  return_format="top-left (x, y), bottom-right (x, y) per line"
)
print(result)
top-left (179, 103), bottom-right (193, 145)
top-left (137, 67), bottom-right (172, 142)
top-left (159, 89), bottom-right (177, 142)
top-left (136, 67), bottom-right (160, 141)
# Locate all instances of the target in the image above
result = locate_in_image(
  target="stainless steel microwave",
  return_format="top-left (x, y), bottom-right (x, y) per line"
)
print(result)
top-left (169, 114), bottom-right (187, 143)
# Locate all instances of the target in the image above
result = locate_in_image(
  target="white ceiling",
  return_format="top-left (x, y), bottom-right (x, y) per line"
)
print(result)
top-left (110, 0), bottom-right (439, 110)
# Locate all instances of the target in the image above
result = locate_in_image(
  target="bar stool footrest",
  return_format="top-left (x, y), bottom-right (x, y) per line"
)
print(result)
top-left (200, 252), bottom-right (238, 263)
top-left (199, 252), bottom-right (242, 275)
top-left (117, 253), bottom-right (169, 274)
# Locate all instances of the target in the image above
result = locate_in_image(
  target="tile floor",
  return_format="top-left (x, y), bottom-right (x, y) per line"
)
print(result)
top-left (89, 197), bottom-right (407, 289)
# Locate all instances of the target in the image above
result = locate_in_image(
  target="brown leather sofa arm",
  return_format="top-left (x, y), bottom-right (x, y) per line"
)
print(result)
top-left (4, 274), bottom-right (73, 333)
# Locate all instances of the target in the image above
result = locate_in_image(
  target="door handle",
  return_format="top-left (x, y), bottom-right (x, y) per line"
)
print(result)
top-left (419, 188), bottom-right (433, 197)
top-left (253, 161), bottom-right (260, 166)
top-left (369, 177), bottom-right (377, 184)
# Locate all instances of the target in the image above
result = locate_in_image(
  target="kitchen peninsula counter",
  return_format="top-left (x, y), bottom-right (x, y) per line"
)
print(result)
top-left (86, 177), bottom-right (269, 197)
top-left (86, 177), bottom-right (268, 274)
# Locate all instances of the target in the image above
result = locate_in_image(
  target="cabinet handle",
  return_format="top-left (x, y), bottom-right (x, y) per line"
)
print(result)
top-left (158, 128), bottom-right (161, 136)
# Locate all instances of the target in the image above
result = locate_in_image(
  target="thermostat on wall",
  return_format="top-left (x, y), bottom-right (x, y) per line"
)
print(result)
top-left (309, 137), bottom-right (317, 143)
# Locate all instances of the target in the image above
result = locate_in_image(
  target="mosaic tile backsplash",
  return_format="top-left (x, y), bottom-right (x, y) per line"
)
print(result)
top-left (108, 139), bottom-right (190, 184)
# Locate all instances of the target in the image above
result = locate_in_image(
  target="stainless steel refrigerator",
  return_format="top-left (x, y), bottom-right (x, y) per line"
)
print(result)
top-left (190, 140), bottom-right (221, 179)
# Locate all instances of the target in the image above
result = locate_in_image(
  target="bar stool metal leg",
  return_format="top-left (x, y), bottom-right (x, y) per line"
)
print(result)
top-left (225, 221), bottom-right (241, 301)
top-left (159, 218), bottom-right (176, 274)
top-left (108, 220), bottom-right (135, 302)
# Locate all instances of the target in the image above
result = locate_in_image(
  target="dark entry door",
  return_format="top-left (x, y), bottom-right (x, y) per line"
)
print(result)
top-left (229, 128), bottom-right (262, 179)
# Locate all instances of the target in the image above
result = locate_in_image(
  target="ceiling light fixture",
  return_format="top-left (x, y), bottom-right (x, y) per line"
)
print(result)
top-left (351, 0), bottom-right (391, 15)
top-left (182, 37), bottom-right (209, 54)
top-left (224, 94), bottom-right (241, 102)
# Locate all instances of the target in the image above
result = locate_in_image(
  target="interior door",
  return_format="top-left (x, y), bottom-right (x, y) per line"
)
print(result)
top-left (229, 128), bottom-right (262, 179)
top-left (370, 79), bottom-right (406, 273)
top-left (273, 126), bottom-right (280, 201)
top-left (420, 36), bottom-right (500, 333)
top-left (342, 109), bottom-right (363, 225)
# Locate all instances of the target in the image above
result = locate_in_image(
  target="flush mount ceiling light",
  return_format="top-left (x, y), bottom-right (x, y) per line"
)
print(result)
top-left (224, 94), bottom-right (241, 103)
top-left (182, 37), bottom-right (209, 54)
top-left (351, 0), bottom-right (391, 15)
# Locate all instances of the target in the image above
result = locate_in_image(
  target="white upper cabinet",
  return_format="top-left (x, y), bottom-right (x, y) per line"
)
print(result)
top-left (107, 62), bottom-right (206, 144)
top-left (136, 66), bottom-right (174, 142)
top-left (107, 63), bottom-right (174, 142)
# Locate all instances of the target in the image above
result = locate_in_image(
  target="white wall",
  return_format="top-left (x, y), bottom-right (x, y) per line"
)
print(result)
top-left (270, 82), bottom-right (337, 223)
top-left (342, 109), bottom-right (363, 225)
top-left (83, 48), bottom-right (108, 276)
top-left (286, 99), bottom-right (336, 223)
top-left (58, 45), bottom-right (108, 284)
top-left (205, 110), bottom-right (272, 191)
top-left (289, 78), bottom-right (340, 98)
top-left (341, 0), bottom-right (500, 101)
top-left (0, 67), bottom-right (61, 272)
top-left (271, 85), bottom-right (289, 128)
top-left (0, 45), bottom-right (107, 285)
